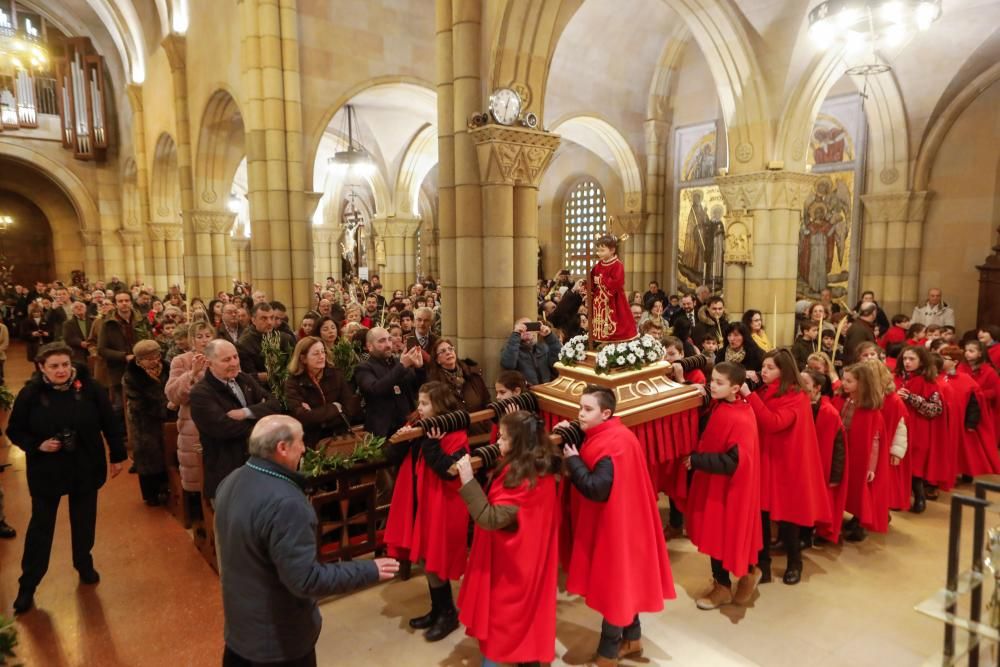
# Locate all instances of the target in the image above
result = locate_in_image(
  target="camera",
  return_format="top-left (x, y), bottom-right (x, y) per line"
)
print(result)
top-left (56, 428), bottom-right (78, 454)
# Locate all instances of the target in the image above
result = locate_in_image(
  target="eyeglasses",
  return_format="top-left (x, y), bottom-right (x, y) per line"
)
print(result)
top-left (436, 347), bottom-right (455, 356)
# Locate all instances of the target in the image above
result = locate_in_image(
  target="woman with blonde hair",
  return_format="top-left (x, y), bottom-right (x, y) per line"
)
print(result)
top-left (285, 336), bottom-right (361, 448)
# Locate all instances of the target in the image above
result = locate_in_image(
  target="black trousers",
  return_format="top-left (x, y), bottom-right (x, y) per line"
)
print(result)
top-left (20, 490), bottom-right (98, 590)
top-left (223, 646), bottom-right (316, 667)
top-left (758, 511), bottom-right (802, 569)
top-left (598, 615), bottom-right (641, 659)
top-left (138, 472), bottom-right (168, 503)
top-left (711, 557), bottom-right (732, 587)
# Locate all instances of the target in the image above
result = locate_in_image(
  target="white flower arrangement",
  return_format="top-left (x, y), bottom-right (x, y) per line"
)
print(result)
top-left (559, 334), bottom-right (591, 366)
top-left (594, 334), bottom-right (665, 375)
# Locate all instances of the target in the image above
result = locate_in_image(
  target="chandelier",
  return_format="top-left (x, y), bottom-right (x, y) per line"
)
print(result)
top-left (327, 105), bottom-right (375, 182)
top-left (0, 5), bottom-right (48, 72)
top-left (0, 214), bottom-right (13, 229)
top-left (808, 0), bottom-right (942, 74)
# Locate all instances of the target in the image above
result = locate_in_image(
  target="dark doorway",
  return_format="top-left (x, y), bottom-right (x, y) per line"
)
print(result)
top-left (0, 191), bottom-right (55, 285)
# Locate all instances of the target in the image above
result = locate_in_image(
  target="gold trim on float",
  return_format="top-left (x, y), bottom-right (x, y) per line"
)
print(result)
top-left (533, 358), bottom-right (702, 427)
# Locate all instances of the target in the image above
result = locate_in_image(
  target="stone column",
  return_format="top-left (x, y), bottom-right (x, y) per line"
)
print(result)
top-left (612, 212), bottom-right (645, 291)
top-left (81, 231), bottom-right (102, 281)
top-left (149, 222), bottom-right (185, 293)
top-left (471, 125), bottom-right (560, 381)
top-left (147, 223), bottom-right (168, 293)
top-left (312, 226), bottom-right (337, 286)
top-left (717, 170), bottom-right (817, 346)
top-left (161, 34), bottom-right (199, 297)
top-left (860, 191), bottom-right (931, 318)
top-left (118, 230), bottom-right (146, 284)
top-left (231, 237), bottom-right (252, 285)
top-left (644, 118), bottom-right (669, 284)
top-left (126, 84), bottom-right (152, 284)
top-left (190, 210), bottom-right (237, 296)
top-left (435, 0), bottom-right (456, 338)
top-left (372, 218), bottom-right (421, 294)
top-left (403, 233), bottom-right (417, 284)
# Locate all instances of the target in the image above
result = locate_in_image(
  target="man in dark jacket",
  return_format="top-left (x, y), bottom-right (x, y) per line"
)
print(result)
top-left (190, 339), bottom-right (282, 500)
top-left (843, 303), bottom-right (878, 365)
top-left (97, 291), bottom-right (150, 463)
top-left (499, 318), bottom-right (561, 386)
top-left (354, 327), bottom-right (423, 437)
top-left (62, 301), bottom-right (95, 365)
top-left (693, 296), bottom-right (730, 346)
top-left (217, 302), bottom-right (245, 344)
top-left (215, 415), bottom-right (399, 665)
top-left (237, 302), bottom-right (295, 384)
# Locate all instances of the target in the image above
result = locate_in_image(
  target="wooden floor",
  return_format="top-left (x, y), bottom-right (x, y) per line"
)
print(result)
top-left (0, 342), bottom-right (975, 666)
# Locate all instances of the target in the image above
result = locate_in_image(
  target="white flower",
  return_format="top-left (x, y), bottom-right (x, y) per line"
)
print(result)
top-left (647, 351), bottom-right (658, 361)
top-left (616, 356), bottom-right (626, 364)
top-left (576, 343), bottom-right (585, 352)
top-left (627, 354), bottom-right (636, 364)
top-left (576, 351), bottom-right (586, 361)
top-left (642, 338), bottom-right (652, 348)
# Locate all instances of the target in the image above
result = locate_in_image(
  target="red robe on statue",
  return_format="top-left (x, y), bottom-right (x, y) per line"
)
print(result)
top-left (561, 418), bottom-right (675, 626)
top-left (895, 373), bottom-right (952, 490)
top-left (747, 384), bottom-right (832, 528)
top-left (945, 372), bottom-right (1000, 477)
top-left (409, 431), bottom-right (471, 580)
top-left (813, 397), bottom-right (850, 543)
top-left (458, 469), bottom-right (560, 664)
top-left (590, 257), bottom-right (637, 343)
top-left (882, 392), bottom-right (911, 511)
top-left (685, 399), bottom-right (762, 578)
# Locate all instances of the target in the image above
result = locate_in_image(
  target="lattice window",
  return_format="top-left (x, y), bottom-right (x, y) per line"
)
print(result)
top-left (563, 179), bottom-right (608, 278)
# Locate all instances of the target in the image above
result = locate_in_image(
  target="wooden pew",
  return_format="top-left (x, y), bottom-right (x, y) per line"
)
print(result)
top-left (161, 421), bottom-right (191, 528)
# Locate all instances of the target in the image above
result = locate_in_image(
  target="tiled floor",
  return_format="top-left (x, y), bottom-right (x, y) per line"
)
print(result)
top-left (0, 343), bottom-right (980, 666)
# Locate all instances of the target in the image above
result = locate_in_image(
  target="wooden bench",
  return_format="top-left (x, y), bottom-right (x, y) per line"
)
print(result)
top-left (161, 421), bottom-right (191, 528)
top-left (194, 451), bottom-right (219, 574)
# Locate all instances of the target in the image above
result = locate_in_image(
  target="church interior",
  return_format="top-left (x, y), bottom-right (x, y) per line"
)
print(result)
top-left (1, 0), bottom-right (1000, 665)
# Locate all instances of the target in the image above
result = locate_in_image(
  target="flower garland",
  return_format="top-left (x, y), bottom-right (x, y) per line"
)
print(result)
top-left (594, 335), bottom-right (665, 375)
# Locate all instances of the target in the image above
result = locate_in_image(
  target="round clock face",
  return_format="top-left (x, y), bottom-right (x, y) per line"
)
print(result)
top-left (489, 88), bottom-right (521, 126)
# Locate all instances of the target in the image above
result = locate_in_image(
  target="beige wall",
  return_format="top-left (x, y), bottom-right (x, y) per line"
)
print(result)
top-left (920, 79), bottom-right (1000, 333)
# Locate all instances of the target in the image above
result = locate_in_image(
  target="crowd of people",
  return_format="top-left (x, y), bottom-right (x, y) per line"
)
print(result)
top-left (2, 267), bottom-right (1000, 667)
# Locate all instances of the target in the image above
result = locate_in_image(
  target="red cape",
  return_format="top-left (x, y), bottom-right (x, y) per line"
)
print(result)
top-left (384, 448), bottom-right (417, 560)
top-left (837, 398), bottom-right (888, 531)
top-left (814, 397), bottom-right (850, 543)
top-left (960, 363), bottom-right (1000, 444)
top-left (945, 372), bottom-right (1000, 476)
top-left (748, 384), bottom-right (832, 527)
top-left (458, 469), bottom-right (560, 663)
top-left (989, 345), bottom-right (1000, 370)
top-left (896, 374), bottom-right (952, 489)
top-left (685, 400), bottom-right (762, 577)
top-left (409, 431), bottom-right (471, 580)
top-left (881, 392), bottom-right (912, 511)
top-left (561, 418), bottom-right (675, 626)
top-left (590, 257), bottom-right (637, 342)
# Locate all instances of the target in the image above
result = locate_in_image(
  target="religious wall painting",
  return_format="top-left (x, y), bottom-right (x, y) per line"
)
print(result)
top-left (809, 113), bottom-right (855, 165)
top-left (797, 171), bottom-right (854, 300)
top-left (676, 121), bottom-right (722, 184)
top-left (677, 185), bottom-right (727, 292)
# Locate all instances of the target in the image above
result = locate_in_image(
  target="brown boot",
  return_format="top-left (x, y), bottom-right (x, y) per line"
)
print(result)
top-left (618, 638), bottom-right (643, 659)
top-left (695, 580), bottom-right (734, 610)
top-left (733, 567), bottom-right (763, 605)
top-left (590, 656), bottom-right (619, 667)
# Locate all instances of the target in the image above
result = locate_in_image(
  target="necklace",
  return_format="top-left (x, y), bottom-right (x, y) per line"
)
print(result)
top-left (246, 461), bottom-right (300, 490)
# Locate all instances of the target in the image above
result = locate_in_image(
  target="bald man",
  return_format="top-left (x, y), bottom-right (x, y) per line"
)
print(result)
top-left (353, 327), bottom-right (424, 437)
top-left (189, 340), bottom-right (282, 500)
top-left (215, 415), bottom-right (398, 666)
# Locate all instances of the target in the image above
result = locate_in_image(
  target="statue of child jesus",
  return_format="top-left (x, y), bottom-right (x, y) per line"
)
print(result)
top-left (590, 235), bottom-right (638, 343)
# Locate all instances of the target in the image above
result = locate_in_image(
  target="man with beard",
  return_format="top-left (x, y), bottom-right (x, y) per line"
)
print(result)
top-left (354, 327), bottom-right (424, 437)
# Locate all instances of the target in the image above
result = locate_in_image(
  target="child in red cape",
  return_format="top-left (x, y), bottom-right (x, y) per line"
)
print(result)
top-left (661, 336), bottom-right (705, 539)
top-left (556, 385), bottom-right (674, 666)
top-left (454, 410), bottom-right (562, 667)
top-left (863, 356), bottom-right (911, 512)
top-left (740, 349), bottom-right (831, 585)
top-left (940, 346), bottom-right (1000, 477)
top-left (895, 345), bottom-right (950, 511)
top-left (960, 340), bottom-right (1000, 443)
top-left (801, 369), bottom-right (848, 545)
top-left (386, 382), bottom-right (470, 642)
top-left (684, 361), bottom-right (763, 610)
top-left (837, 363), bottom-right (890, 540)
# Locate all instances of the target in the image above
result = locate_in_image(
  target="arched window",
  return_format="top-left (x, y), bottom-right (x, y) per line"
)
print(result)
top-left (563, 179), bottom-right (607, 278)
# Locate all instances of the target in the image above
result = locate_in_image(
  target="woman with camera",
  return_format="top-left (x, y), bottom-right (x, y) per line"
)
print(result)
top-left (7, 342), bottom-right (127, 615)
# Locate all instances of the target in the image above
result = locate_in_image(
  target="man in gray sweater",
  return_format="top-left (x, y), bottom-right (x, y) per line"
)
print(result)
top-left (215, 415), bottom-right (399, 666)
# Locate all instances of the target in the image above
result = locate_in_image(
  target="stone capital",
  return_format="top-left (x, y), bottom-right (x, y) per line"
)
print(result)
top-left (189, 210), bottom-right (237, 234)
top-left (610, 212), bottom-right (644, 236)
top-left (148, 222), bottom-right (184, 241)
top-left (80, 230), bottom-right (103, 247)
top-left (231, 238), bottom-right (250, 251)
top-left (161, 34), bottom-right (187, 72)
top-left (716, 170), bottom-right (817, 212)
top-left (118, 229), bottom-right (145, 246)
top-left (372, 217), bottom-right (421, 238)
top-left (470, 125), bottom-right (561, 187)
top-left (860, 190), bottom-right (931, 224)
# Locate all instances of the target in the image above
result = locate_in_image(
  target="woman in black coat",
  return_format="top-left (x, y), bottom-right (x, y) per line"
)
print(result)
top-left (715, 321), bottom-right (765, 386)
top-left (19, 303), bottom-right (55, 361)
top-left (123, 339), bottom-right (175, 505)
top-left (8, 342), bottom-right (126, 615)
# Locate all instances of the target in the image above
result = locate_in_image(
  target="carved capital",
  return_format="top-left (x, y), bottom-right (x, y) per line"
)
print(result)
top-left (716, 171), bottom-right (817, 212)
top-left (372, 217), bottom-right (421, 238)
top-left (80, 230), bottom-right (103, 247)
top-left (231, 238), bottom-right (250, 251)
top-left (118, 229), bottom-right (145, 246)
top-left (470, 125), bottom-right (561, 187)
top-left (860, 190), bottom-right (932, 224)
top-left (610, 213), bottom-right (644, 236)
top-left (161, 34), bottom-right (187, 72)
top-left (148, 222), bottom-right (184, 241)
top-left (189, 210), bottom-right (237, 234)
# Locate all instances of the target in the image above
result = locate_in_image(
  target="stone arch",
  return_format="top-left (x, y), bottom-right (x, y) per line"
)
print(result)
top-left (549, 115), bottom-right (643, 214)
top-left (395, 124), bottom-right (438, 219)
top-left (913, 61), bottom-right (1000, 191)
top-left (150, 132), bottom-right (181, 222)
top-left (194, 89), bottom-right (246, 209)
top-left (83, 0), bottom-right (147, 82)
top-left (0, 138), bottom-right (100, 230)
top-left (774, 50), bottom-right (909, 189)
